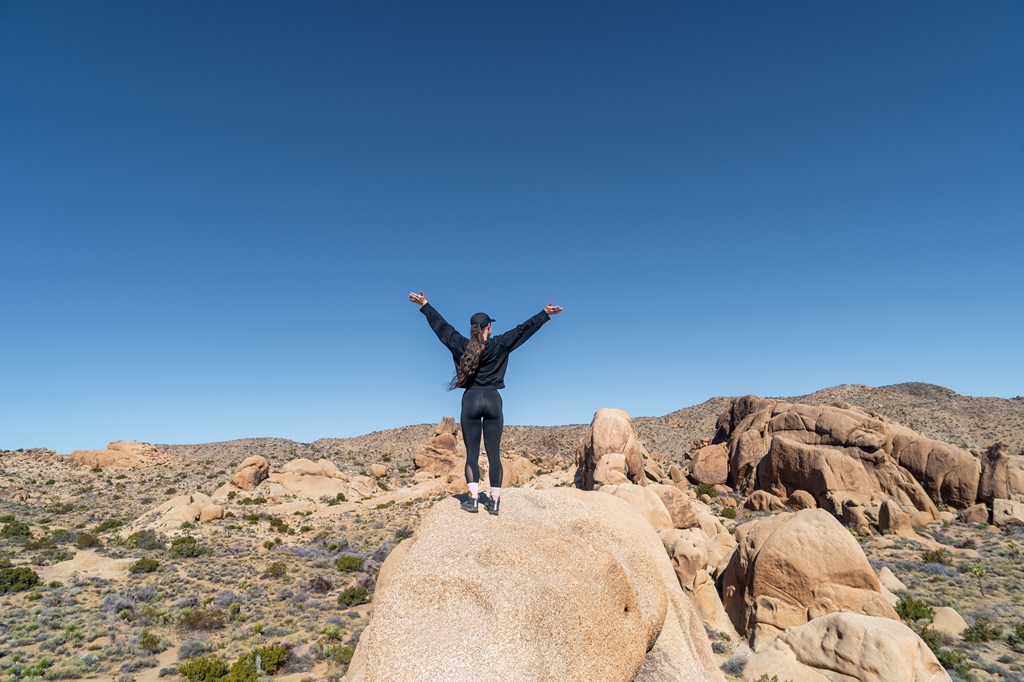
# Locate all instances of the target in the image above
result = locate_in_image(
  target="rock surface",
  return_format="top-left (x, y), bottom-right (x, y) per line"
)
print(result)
top-left (231, 456), bottom-right (270, 491)
top-left (69, 440), bottom-right (174, 468)
top-left (575, 408), bottom-right (650, 489)
top-left (720, 509), bottom-right (897, 650)
top-left (345, 487), bottom-right (723, 682)
top-left (713, 397), bottom-right (979, 511)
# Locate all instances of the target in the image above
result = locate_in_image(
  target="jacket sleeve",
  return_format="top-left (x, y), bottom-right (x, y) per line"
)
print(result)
top-left (494, 310), bottom-right (550, 353)
top-left (419, 303), bottom-right (465, 355)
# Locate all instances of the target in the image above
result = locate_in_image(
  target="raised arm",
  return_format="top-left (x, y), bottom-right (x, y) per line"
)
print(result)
top-left (409, 291), bottom-right (465, 354)
top-left (495, 302), bottom-right (563, 352)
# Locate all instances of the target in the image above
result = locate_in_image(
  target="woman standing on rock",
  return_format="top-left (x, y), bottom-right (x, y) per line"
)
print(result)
top-left (408, 291), bottom-right (562, 515)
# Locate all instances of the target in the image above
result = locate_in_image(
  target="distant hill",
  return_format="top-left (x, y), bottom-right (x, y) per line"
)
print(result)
top-left (158, 383), bottom-right (1024, 471)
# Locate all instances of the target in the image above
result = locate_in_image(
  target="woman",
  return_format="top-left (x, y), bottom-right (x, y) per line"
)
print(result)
top-left (408, 291), bottom-right (562, 515)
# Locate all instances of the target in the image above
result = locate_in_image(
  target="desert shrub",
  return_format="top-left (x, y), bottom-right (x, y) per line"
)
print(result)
top-left (169, 536), bottom-right (208, 558)
top-left (130, 557), bottom-right (160, 574)
top-left (308, 575), bottom-right (334, 594)
top-left (962, 617), bottom-right (1001, 643)
top-left (0, 566), bottom-right (40, 593)
top-left (695, 483), bottom-right (717, 498)
top-left (178, 637), bottom-right (212, 661)
top-left (2, 520), bottom-right (32, 539)
top-left (920, 628), bottom-right (972, 678)
top-left (137, 628), bottom-right (169, 654)
top-left (719, 506), bottom-right (737, 519)
top-left (124, 529), bottom-right (165, 550)
top-left (337, 585), bottom-right (369, 608)
top-left (263, 561), bottom-right (288, 579)
top-left (93, 518), bottom-right (124, 533)
top-left (178, 655), bottom-right (229, 682)
top-left (326, 492), bottom-right (347, 506)
top-left (178, 608), bottom-right (227, 631)
top-left (394, 526), bottom-right (413, 541)
top-left (721, 654), bottom-right (747, 677)
top-left (102, 593), bottom-right (137, 614)
top-left (896, 596), bottom-right (934, 623)
top-left (224, 643), bottom-right (291, 680)
top-left (0, 513), bottom-right (16, 523)
top-left (1008, 622), bottom-right (1024, 648)
top-left (921, 548), bottom-right (951, 565)
top-left (320, 642), bottom-right (355, 671)
top-left (268, 517), bottom-right (293, 534)
top-left (212, 589), bottom-right (241, 607)
top-left (239, 497), bottom-right (267, 505)
top-left (76, 532), bottom-right (100, 548)
top-left (335, 555), bottom-right (365, 573)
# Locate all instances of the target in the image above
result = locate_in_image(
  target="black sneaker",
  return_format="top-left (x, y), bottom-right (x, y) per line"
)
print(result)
top-left (481, 494), bottom-right (500, 516)
top-left (460, 495), bottom-right (479, 513)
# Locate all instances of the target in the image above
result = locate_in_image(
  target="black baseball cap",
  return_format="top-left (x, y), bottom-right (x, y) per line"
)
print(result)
top-left (470, 312), bottom-right (495, 326)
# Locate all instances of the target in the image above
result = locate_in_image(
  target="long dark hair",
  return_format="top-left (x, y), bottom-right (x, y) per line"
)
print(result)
top-left (447, 323), bottom-right (486, 390)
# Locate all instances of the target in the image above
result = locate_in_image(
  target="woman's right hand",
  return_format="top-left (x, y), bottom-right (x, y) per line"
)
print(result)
top-left (408, 291), bottom-right (428, 306)
top-left (544, 302), bottom-right (563, 315)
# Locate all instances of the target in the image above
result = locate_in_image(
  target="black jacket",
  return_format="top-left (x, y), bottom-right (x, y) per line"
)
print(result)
top-left (420, 303), bottom-right (549, 389)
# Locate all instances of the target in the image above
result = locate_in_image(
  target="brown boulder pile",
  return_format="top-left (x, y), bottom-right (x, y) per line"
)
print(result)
top-left (230, 456), bottom-right (270, 490)
top-left (412, 416), bottom-right (470, 493)
top-left (120, 493), bottom-right (223, 534)
top-left (712, 397), bottom-right (1009, 514)
top-left (69, 440), bottom-right (176, 468)
top-left (345, 487), bottom-right (723, 681)
top-left (719, 508), bottom-right (897, 650)
top-left (574, 408), bottom-right (650, 489)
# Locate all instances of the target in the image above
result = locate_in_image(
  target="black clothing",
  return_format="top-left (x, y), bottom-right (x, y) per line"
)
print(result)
top-left (461, 388), bottom-right (503, 487)
top-left (419, 303), bottom-right (549, 390)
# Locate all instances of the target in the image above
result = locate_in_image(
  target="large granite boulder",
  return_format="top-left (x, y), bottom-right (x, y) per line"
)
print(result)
top-left (345, 488), bottom-right (723, 681)
top-left (575, 408), bottom-right (650, 489)
top-left (719, 509), bottom-right (897, 650)
top-left (714, 398), bottom-right (978, 511)
top-left (230, 456), bottom-right (270, 491)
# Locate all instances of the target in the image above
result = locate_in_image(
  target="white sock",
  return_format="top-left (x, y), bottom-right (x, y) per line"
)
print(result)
top-left (490, 487), bottom-right (501, 501)
top-left (468, 482), bottom-right (479, 499)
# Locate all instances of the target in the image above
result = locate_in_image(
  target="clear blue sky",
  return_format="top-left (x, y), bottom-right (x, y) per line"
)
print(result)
top-left (2, 2), bottom-right (1021, 453)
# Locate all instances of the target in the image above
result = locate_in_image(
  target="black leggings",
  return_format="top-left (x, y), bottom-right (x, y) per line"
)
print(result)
top-left (461, 388), bottom-right (503, 487)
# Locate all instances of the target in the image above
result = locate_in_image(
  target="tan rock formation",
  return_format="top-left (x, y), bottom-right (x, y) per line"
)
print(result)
top-left (786, 490), bottom-right (816, 510)
top-left (607, 484), bottom-right (674, 531)
top-left (745, 490), bottom-right (784, 512)
top-left (595, 453), bottom-right (630, 486)
top-left (574, 408), bottom-right (649, 489)
top-left (369, 463), bottom-right (388, 478)
top-left (993, 498), bottom-right (1024, 525)
top-left (69, 440), bottom-right (173, 468)
top-left (713, 398), bottom-right (979, 511)
top-left (688, 443), bottom-right (729, 486)
top-left (958, 503), bottom-right (988, 524)
top-left (720, 509), bottom-right (897, 650)
top-left (750, 612), bottom-right (950, 682)
top-left (879, 500), bottom-right (916, 537)
top-left (231, 456), bottom-right (270, 491)
top-left (121, 493), bottom-right (216, 534)
top-left (929, 607), bottom-right (968, 639)
top-left (345, 487), bottom-right (723, 681)
top-left (412, 416), bottom-right (471, 492)
top-left (648, 483), bottom-right (698, 529)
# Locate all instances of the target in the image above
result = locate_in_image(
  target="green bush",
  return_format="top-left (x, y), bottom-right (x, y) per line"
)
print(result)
top-left (337, 585), bottom-right (369, 608)
top-left (225, 644), bottom-right (291, 681)
top-left (0, 566), bottom-right (41, 593)
top-left (719, 506), bottom-right (737, 519)
top-left (895, 596), bottom-right (934, 623)
top-left (336, 555), bottom-right (365, 573)
top-left (76, 532), bottom-right (100, 549)
top-left (93, 518), bottom-right (124, 533)
top-left (124, 529), bottom-right (165, 550)
top-left (130, 557), bottom-right (160, 574)
top-left (1008, 622), bottom-right (1024, 647)
top-left (138, 628), bottom-right (168, 654)
top-left (169, 536), bottom-right (209, 558)
top-left (322, 643), bottom-right (355, 672)
top-left (178, 655), bottom-right (230, 682)
top-left (1, 520), bottom-right (32, 539)
top-left (962, 617), bottom-right (1001, 642)
top-left (695, 483), bottom-right (717, 498)
top-left (178, 608), bottom-right (227, 631)
top-left (920, 627), bottom-right (972, 678)
top-left (921, 548), bottom-right (951, 565)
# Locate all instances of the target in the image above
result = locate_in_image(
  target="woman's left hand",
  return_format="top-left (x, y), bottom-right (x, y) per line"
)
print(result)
top-left (409, 291), bottom-right (428, 306)
top-left (544, 302), bottom-right (563, 315)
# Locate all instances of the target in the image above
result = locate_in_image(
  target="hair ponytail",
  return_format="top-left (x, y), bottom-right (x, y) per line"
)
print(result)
top-left (447, 323), bottom-right (486, 390)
